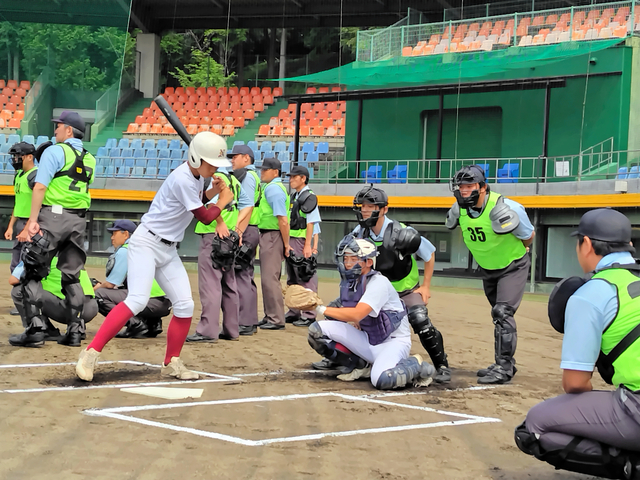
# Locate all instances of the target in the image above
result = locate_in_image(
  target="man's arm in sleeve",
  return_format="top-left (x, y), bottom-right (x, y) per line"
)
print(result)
top-left (413, 235), bottom-right (436, 303)
top-left (504, 199), bottom-right (535, 244)
top-left (29, 148), bottom-right (65, 224)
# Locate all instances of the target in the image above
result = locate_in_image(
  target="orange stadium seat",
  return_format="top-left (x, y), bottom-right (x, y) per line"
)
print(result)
top-left (402, 46), bottom-right (413, 57)
top-left (187, 125), bottom-right (198, 135)
top-left (185, 87), bottom-right (195, 96)
top-left (211, 125), bottom-right (223, 135)
top-left (197, 125), bottom-right (210, 133)
top-left (273, 87), bottom-right (283, 96)
top-left (126, 123), bottom-right (139, 133)
top-left (13, 110), bottom-right (24, 120)
top-left (321, 118), bottom-right (333, 127)
top-left (241, 95), bottom-right (252, 104)
top-left (2, 87), bottom-right (12, 96)
top-left (0, 80), bottom-right (5, 88)
top-left (228, 87), bottom-right (238, 96)
top-left (150, 124), bottom-right (162, 134)
top-left (14, 88), bottom-right (26, 98)
top-left (139, 124), bottom-right (150, 134)
top-left (300, 126), bottom-right (310, 136)
top-left (338, 126), bottom-right (345, 136)
top-left (261, 87), bottom-right (272, 96)
top-left (272, 126), bottom-right (283, 136)
top-left (233, 117), bottom-right (245, 128)
top-left (258, 125), bottom-right (270, 135)
top-left (135, 115), bottom-right (145, 125)
top-left (254, 103), bottom-right (264, 112)
top-left (165, 87), bottom-right (175, 95)
top-left (0, 118), bottom-right (4, 128)
top-left (5, 103), bottom-right (15, 112)
top-left (312, 126), bottom-right (324, 136)
top-left (0, 94), bottom-right (7, 105)
top-left (284, 126), bottom-right (295, 136)
top-left (326, 126), bottom-right (337, 136)
top-left (263, 95), bottom-right (274, 105)
top-left (306, 87), bottom-right (316, 94)
top-left (244, 109), bottom-right (255, 120)
top-left (8, 118), bottom-right (20, 128)
top-left (7, 80), bottom-right (17, 89)
top-left (222, 125), bottom-right (235, 136)
top-left (250, 87), bottom-right (260, 96)
top-left (239, 87), bottom-right (249, 96)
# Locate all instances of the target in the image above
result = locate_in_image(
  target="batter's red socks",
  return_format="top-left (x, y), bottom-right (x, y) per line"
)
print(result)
top-left (164, 316), bottom-right (192, 366)
top-left (87, 302), bottom-right (134, 352)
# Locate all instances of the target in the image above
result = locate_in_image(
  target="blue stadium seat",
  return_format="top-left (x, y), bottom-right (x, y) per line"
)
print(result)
top-left (105, 138), bottom-right (118, 149)
top-left (0, 143), bottom-right (11, 154)
top-left (135, 159), bottom-right (147, 168)
top-left (260, 141), bottom-right (272, 152)
top-left (158, 149), bottom-right (170, 159)
top-left (104, 165), bottom-right (115, 177)
top-left (247, 141), bottom-right (258, 151)
top-left (124, 158), bottom-right (135, 168)
top-left (628, 166), bottom-right (639, 179)
top-left (97, 157), bottom-right (110, 167)
top-left (147, 159), bottom-right (158, 169)
top-left (306, 152), bottom-right (319, 163)
top-left (0, 134), bottom-right (6, 145)
top-left (22, 135), bottom-right (35, 145)
top-left (309, 168), bottom-right (314, 179)
top-left (131, 167), bottom-right (145, 178)
top-left (109, 148), bottom-right (121, 158)
top-left (317, 142), bottom-right (329, 155)
top-left (274, 141), bottom-right (287, 153)
top-left (8, 134), bottom-right (20, 145)
top-left (159, 159), bottom-right (170, 170)
top-left (116, 166), bottom-right (131, 177)
top-left (477, 163), bottom-right (490, 180)
top-left (298, 159), bottom-right (309, 169)
top-left (278, 152), bottom-right (289, 163)
top-left (36, 135), bottom-right (49, 147)
top-left (233, 141), bottom-right (245, 148)
top-left (143, 139), bottom-right (155, 150)
top-left (158, 167), bottom-right (169, 179)
top-left (50, 136), bottom-right (57, 144)
top-left (388, 165), bottom-right (408, 184)
top-left (170, 160), bottom-right (181, 170)
top-left (5, 161), bottom-right (14, 172)
top-left (302, 142), bottom-right (315, 154)
top-left (113, 159), bottom-right (123, 169)
top-left (121, 148), bottom-right (133, 158)
top-left (617, 167), bottom-right (629, 179)
top-left (360, 165), bottom-right (383, 183)
top-left (497, 164), bottom-right (519, 183)
top-left (252, 149), bottom-right (260, 161)
top-left (133, 148), bottom-right (145, 158)
top-left (94, 165), bottom-right (105, 177)
top-left (146, 149), bottom-right (159, 159)
top-left (287, 141), bottom-right (295, 153)
top-left (118, 138), bottom-right (129, 149)
top-left (281, 161), bottom-right (291, 175)
top-left (169, 139), bottom-right (181, 150)
top-left (129, 138), bottom-right (142, 150)
top-left (145, 167), bottom-right (158, 178)
top-left (170, 150), bottom-right (182, 159)
top-left (157, 139), bottom-right (168, 150)
top-left (181, 143), bottom-right (188, 151)
top-left (97, 147), bottom-right (108, 157)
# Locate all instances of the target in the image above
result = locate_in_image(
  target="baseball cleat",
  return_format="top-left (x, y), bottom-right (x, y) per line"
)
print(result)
top-left (76, 348), bottom-right (101, 381)
top-left (161, 357), bottom-right (199, 380)
top-left (8, 331), bottom-right (45, 348)
top-left (412, 354), bottom-right (437, 388)
top-left (434, 366), bottom-right (452, 383)
top-left (477, 363), bottom-right (498, 377)
top-left (477, 365), bottom-right (514, 384)
top-left (337, 364), bottom-right (371, 382)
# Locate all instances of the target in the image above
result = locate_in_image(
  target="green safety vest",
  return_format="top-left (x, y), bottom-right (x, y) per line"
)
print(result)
top-left (120, 244), bottom-right (165, 298)
top-left (289, 188), bottom-right (315, 239)
top-left (42, 257), bottom-right (94, 299)
top-left (13, 166), bottom-right (37, 218)
top-left (195, 172), bottom-right (242, 233)
top-left (43, 143), bottom-right (96, 210)
top-left (257, 180), bottom-right (290, 231)
top-left (370, 222), bottom-right (420, 294)
top-left (592, 268), bottom-right (640, 392)
top-left (459, 191), bottom-right (526, 270)
top-left (247, 169), bottom-right (262, 226)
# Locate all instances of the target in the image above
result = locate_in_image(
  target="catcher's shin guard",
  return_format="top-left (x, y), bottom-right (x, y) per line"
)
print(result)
top-left (307, 322), bottom-right (367, 371)
top-left (492, 303), bottom-right (517, 371)
top-left (376, 355), bottom-right (436, 390)
top-left (407, 305), bottom-right (448, 369)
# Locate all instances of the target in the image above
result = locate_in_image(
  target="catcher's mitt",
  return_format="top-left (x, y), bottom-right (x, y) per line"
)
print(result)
top-left (284, 285), bottom-right (323, 311)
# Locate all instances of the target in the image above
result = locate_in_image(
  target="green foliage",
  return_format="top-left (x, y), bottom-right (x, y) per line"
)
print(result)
top-left (170, 48), bottom-right (235, 88)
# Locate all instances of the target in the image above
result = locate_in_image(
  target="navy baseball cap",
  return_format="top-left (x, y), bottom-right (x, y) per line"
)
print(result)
top-left (259, 156), bottom-right (281, 171)
top-left (286, 165), bottom-right (310, 178)
top-left (107, 220), bottom-right (137, 235)
top-left (51, 111), bottom-right (86, 134)
top-left (571, 208), bottom-right (631, 243)
top-left (227, 144), bottom-right (254, 159)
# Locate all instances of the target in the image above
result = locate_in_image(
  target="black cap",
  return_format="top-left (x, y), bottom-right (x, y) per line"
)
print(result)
top-left (286, 165), bottom-right (310, 178)
top-left (8, 142), bottom-right (36, 156)
top-left (259, 156), bottom-right (281, 171)
top-left (51, 111), bottom-right (85, 134)
top-left (227, 144), bottom-right (254, 159)
top-left (571, 208), bottom-right (631, 243)
top-left (106, 219), bottom-right (137, 235)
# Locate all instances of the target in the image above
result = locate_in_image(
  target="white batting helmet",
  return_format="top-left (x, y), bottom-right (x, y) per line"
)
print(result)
top-left (187, 132), bottom-right (232, 169)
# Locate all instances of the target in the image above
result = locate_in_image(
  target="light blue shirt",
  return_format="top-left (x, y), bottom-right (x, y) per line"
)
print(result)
top-left (240, 165), bottom-right (259, 207)
top-left (35, 139), bottom-right (84, 187)
top-left (264, 178), bottom-right (288, 217)
top-left (106, 240), bottom-right (129, 286)
top-left (561, 251), bottom-right (636, 372)
top-left (11, 261), bottom-right (24, 280)
top-left (466, 195), bottom-right (534, 240)
top-left (351, 216), bottom-right (435, 263)
top-left (206, 169), bottom-right (252, 211)
top-left (292, 185), bottom-right (322, 236)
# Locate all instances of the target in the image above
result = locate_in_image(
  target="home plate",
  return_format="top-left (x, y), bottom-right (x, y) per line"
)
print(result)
top-left (121, 387), bottom-right (204, 400)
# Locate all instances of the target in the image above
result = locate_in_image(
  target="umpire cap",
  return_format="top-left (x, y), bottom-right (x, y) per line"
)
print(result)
top-left (51, 111), bottom-right (86, 134)
top-left (107, 220), bottom-right (137, 235)
top-left (227, 145), bottom-right (254, 160)
top-left (571, 208), bottom-right (631, 244)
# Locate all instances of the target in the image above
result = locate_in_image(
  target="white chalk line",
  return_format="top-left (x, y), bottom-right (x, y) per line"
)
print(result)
top-left (84, 390), bottom-right (501, 446)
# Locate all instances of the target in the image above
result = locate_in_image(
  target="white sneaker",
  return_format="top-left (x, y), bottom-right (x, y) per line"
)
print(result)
top-left (161, 357), bottom-right (199, 380)
top-left (76, 348), bottom-right (101, 382)
top-left (337, 364), bottom-right (372, 382)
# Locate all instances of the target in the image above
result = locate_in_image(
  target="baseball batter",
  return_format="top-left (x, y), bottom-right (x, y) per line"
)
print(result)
top-left (75, 132), bottom-right (234, 381)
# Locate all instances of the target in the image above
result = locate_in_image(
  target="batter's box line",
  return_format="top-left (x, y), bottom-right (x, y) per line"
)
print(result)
top-left (83, 391), bottom-right (502, 447)
top-left (0, 360), bottom-right (240, 394)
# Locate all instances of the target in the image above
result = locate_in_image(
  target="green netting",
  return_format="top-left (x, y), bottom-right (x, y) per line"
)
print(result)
top-left (280, 38), bottom-right (622, 87)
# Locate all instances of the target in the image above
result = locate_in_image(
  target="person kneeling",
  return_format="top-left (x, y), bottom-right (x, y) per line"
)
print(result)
top-left (296, 236), bottom-right (435, 389)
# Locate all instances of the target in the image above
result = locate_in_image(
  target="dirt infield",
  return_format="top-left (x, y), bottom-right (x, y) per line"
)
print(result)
top-left (0, 265), bottom-right (604, 480)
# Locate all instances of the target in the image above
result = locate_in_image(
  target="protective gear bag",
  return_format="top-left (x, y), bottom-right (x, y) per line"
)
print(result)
top-left (290, 189), bottom-right (318, 231)
top-left (210, 230), bottom-right (240, 272)
top-left (489, 196), bottom-right (520, 234)
top-left (286, 252), bottom-right (317, 284)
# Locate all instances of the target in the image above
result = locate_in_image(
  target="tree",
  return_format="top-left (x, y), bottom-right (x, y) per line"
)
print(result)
top-left (171, 48), bottom-right (234, 88)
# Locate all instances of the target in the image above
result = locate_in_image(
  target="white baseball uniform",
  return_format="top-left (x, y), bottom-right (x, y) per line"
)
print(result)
top-left (318, 274), bottom-right (412, 386)
top-left (124, 162), bottom-right (204, 318)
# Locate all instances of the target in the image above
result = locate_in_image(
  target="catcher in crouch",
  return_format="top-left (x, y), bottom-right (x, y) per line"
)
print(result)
top-left (286, 235), bottom-right (436, 389)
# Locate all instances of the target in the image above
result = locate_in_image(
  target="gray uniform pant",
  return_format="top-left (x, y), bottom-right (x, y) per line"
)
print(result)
top-left (94, 287), bottom-right (171, 320)
top-left (11, 285), bottom-right (98, 329)
top-left (195, 233), bottom-right (240, 339)
top-left (236, 225), bottom-right (259, 327)
top-left (524, 387), bottom-right (640, 454)
top-left (286, 236), bottom-right (318, 321)
top-left (259, 230), bottom-right (285, 326)
top-left (10, 217), bottom-right (27, 272)
top-left (23, 207), bottom-right (88, 326)
top-left (480, 254), bottom-right (530, 375)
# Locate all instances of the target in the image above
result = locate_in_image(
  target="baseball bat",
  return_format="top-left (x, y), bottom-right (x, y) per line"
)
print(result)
top-left (154, 95), bottom-right (192, 146)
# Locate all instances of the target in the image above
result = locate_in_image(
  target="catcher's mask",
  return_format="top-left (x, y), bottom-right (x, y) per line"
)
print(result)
top-left (210, 230), bottom-right (240, 272)
top-left (335, 234), bottom-right (378, 282)
top-left (286, 252), bottom-right (317, 284)
top-left (353, 185), bottom-right (388, 230)
top-left (450, 165), bottom-right (489, 209)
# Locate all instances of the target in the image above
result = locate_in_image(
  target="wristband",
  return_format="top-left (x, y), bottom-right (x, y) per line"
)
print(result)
top-left (315, 305), bottom-right (327, 316)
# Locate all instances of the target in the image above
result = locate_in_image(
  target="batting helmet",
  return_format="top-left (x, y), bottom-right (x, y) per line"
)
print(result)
top-left (188, 132), bottom-right (232, 169)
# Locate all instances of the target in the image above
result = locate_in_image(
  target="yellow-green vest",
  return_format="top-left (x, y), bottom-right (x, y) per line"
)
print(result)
top-left (13, 166), bottom-right (37, 218)
top-left (42, 257), bottom-right (94, 299)
top-left (257, 180), bottom-right (290, 231)
top-left (459, 191), bottom-right (526, 270)
top-left (43, 143), bottom-right (96, 210)
top-left (195, 172), bottom-right (242, 233)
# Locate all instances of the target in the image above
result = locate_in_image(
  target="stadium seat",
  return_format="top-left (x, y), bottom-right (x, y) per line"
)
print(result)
top-left (21, 134), bottom-right (35, 145)
top-left (278, 152), bottom-right (289, 163)
top-left (317, 142), bottom-right (329, 155)
top-left (247, 141), bottom-right (258, 151)
top-left (157, 149), bottom-right (170, 159)
top-left (388, 165), bottom-right (408, 183)
top-left (145, 167), bottom-right (158, 178)
top-left (497, 163), bottom-right (520, 183)
top-left (170, 150), bottom-right (182, 160)
top-left (130, 138), bottom-right (142, 150)
top-left (131, 148), bottom-right (144, 158)
top-left (306, 152), bottom-right (319, 163)
top-left (360, 165), bottom-right (383, 183)
top-left (124, 158), bottom-right (135, 168)
top-left (113, 158), bottom-right (124, 169)
top-left (169, 139), bottom-right (181, 150)
top-left (616, 167), bottom-right (628, 179)
top-left (135, 159), bottom-right (147, 168)
top-left (131, 167), bottom-right (145, 178)
top-left (118, 139), bottom-right (129, 149)
top-left (170, 160), bottom-right (181, 170)
top-left (117, 166), bottom-right (131, 177)
top-left (104, 166), bottom-right (115, 177)
top-left (301, 142), bottom-right (315, 154)
top-left (7, 134), bottom-right (20, 145)
top-left (96, 147), bottom-right (108, 157)
top-left (121, 148), bottom-right (133, 158)
top-left (628, 166), bottom-right (639, 179)
top-left (94, 165), bottom-right (105, 177)
top-left (477, 163), bottom-right (490, 180)
top-left (109, 148), bottom-right (121, 158)
top-left (0, 143), bottom-right (11, 153)
top-left (157, 139), bottom-right (168, 150)
top-left (273, 141), bottom-right (287, 153)
top-left (260, 141), bottom-right (272, 153)
top-left (143, 139), bottom-right (155, 150)
top-left (158, 167), bottom-right (169, 179)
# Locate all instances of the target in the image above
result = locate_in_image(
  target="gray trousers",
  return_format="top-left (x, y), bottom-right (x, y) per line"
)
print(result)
top-left (11, 285), bottom-right (98, 329)
top-left (195, 233), bottom-right (240, 338)
top-left (236, 225), bottom-right (259, 327)
top-left (480, 254), bottom-right (530, 375)
top-left (94, 287), bottom-right (171, 320)
top-left (259, 230), bottom-right (285, 326)
top-left (525, 387), bottom-right (640, 454)
top-left (286, 236), bottom-right (318, 320)
top-left (10, 217), bottom-right (27, 272)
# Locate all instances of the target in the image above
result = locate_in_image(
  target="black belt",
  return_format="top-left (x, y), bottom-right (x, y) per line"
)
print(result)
top-left (147, 229), bottom-right (176, 246)
top-left (259, 229), bottom-right (279, 234)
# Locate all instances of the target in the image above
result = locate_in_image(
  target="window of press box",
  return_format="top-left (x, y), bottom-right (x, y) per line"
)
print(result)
top-left (89, 214), bottom-right (143, 254)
